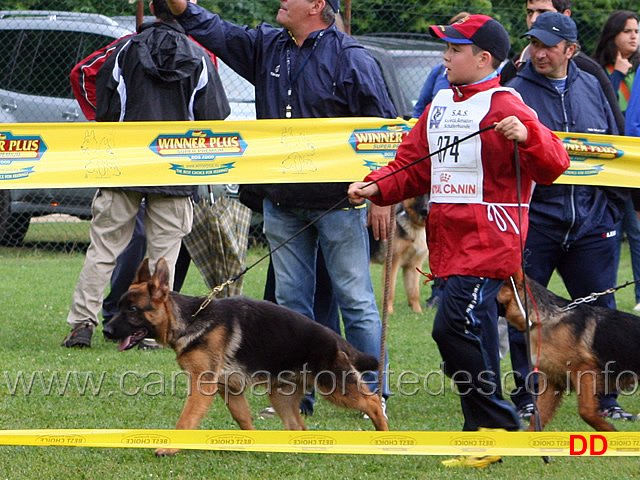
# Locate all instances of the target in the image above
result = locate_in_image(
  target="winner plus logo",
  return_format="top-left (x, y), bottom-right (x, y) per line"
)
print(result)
top-left (0, 132), bottom-right (47, 181)
top-left (350, 124), bottom-right (412, 171)
top-left (150, 129), bottom-right (247, 177)
top-left (0, 132), bottom-right (47, 162)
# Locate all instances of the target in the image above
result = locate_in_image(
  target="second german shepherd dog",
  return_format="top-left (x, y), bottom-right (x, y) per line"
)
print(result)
top-left (498, 271), bottom-right (640, 432)
top-left (103, 258), bottom-right (389, 456)
top-left (369, 195), bottom-right (429, 314)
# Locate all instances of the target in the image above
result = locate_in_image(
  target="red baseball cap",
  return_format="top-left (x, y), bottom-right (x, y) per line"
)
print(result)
top-left (429, 14), bottom-right (511, 61)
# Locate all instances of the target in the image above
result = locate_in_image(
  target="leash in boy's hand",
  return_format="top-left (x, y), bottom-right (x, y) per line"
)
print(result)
top-left (494, 115), bottom-right (529, 143)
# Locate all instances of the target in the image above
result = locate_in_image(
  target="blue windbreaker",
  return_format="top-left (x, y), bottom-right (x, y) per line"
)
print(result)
top-left (507, 60), bottom-right (624, 244)
top-left (176, 3), bottom-right (397, 208)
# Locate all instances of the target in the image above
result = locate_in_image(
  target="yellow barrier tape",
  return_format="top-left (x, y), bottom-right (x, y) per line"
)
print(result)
top-left (0, 429), bottom-right (637, 456)
top-left (1, 118), bottom-right (640, 189)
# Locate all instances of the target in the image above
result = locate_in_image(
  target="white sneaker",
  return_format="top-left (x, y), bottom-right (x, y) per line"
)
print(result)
top-left (633, 302), bottom-right (640, 312)
top-left (362, 397), bottom-right (388, 420)
top-left (258, 406), bottom-right (276, 418)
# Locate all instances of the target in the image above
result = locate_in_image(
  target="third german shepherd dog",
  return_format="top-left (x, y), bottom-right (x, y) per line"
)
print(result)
top-left (103, 258), bottom-right (388, 456)
top-left (498, 271), bottom-right (640, 431)
top-left (369, 195), bottom-right (429, 313)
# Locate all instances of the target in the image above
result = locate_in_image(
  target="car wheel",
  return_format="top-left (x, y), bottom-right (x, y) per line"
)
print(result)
top-left (0, 190), bottom-right (11, 244)
top-left (0, 191), bottom-right (31, 246)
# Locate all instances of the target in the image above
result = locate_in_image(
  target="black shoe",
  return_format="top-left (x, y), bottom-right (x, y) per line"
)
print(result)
top-left (425, 295), bottom-right (441, 308)
top-left (61, 322), bottom-right (94, 348)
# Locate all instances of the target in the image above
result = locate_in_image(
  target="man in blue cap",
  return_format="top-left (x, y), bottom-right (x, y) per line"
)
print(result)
top-left (506, 11), bottom-right (633, 424)
top-left (163, 0), bottom-right (396, 417)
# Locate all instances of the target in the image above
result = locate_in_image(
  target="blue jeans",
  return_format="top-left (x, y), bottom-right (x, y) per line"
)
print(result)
top-left (263, 198), bottom-right (389, 397)
top-left (616, 195), bottom-right (640, 303)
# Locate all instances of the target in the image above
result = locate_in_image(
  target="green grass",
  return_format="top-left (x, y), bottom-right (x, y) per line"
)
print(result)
top-left (1, 242), bottom-right (640, 479)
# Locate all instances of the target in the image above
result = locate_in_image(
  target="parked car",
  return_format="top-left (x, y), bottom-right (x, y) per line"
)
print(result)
top-left (0, 12), bottom-right (443, 246)
top-left (355, 33), bottom-right (445, 119)
top-left (0, 11), bottom-right (132, 245)
top-left (0, 11), bottom-right (257, 246)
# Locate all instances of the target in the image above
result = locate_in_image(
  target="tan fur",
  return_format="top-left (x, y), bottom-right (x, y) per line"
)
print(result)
top-left (372, 197), bottom-right (428, 314)
top-left (115, 259), bottom-right (388, 456)
top-left (497, 273), bottom-right (617, 432)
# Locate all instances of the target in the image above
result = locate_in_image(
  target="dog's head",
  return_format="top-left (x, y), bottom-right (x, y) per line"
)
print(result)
top-left (401, 194), bottom-right (429, 228)
top-left (103, 258), bottom-right (171, 351)
top-left (497, 271), bottom-right (528, 331)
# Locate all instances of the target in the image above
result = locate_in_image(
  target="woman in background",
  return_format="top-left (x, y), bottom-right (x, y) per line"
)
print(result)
top-left (594, 10), bottom-right (640, 311)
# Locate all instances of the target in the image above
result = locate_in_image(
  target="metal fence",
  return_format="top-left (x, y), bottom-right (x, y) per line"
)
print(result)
top-left (0, 3), bottom-right (617, 251)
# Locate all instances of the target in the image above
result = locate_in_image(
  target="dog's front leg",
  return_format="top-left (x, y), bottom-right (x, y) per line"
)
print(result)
top-left (155, 356), bottom-right (220, 456)
top-left (403, 266), bottom-right (422, 313)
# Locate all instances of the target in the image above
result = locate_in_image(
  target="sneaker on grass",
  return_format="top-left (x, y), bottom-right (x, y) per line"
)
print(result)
top-left (61, 321), bottom-right (94, 348)
top-left (599, 405), bottom-right (635, 421)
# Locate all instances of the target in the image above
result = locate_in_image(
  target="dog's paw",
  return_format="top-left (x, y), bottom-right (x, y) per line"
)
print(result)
top-left (154, 447), bottom-right (180, 457)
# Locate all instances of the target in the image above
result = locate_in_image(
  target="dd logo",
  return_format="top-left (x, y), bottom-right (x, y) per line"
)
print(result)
top-left (570, 435), bottom-right (607, 455)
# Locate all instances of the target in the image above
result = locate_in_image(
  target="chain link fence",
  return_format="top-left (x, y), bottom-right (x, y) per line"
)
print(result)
top-left (0, 2), bottom-right (619, 251)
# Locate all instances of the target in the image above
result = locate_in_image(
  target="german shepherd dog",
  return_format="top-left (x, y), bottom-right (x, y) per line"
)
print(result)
top-left (103, 258), bottom-right (389, 456)
top-left (498, 271), bottom-right (640, 431)
top-left (369, 195), bottom-right (429, 313)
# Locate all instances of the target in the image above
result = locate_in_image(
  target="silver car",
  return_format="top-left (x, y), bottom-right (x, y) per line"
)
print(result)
top-left (0, 12), bottom-right (442, 246)
top-left (0, 11), bottom-right (257, 245)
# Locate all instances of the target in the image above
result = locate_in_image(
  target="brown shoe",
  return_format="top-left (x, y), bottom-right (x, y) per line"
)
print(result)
top-left (61, 322), bottom-right (94, 348)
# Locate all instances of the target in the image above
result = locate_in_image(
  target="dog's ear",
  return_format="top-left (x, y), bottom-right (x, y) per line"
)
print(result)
top-left (497, 273), bottom-right (527, 331)
top-left (512, 269), bottom-right (524, 287)
top-left (134, 258), bottom-right (152, 285)
top-left (149, 258), bottom-right (171, 302)
top-left (497, 278), bottom-right (514, 305)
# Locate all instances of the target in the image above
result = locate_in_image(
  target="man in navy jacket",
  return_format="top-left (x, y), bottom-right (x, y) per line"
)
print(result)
top-left (165, 0), bottom-right (396, 411)
top-left (506, 12), bottom-right (633, 422)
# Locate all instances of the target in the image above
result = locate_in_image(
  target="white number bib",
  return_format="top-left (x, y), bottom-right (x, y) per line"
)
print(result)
top-left (427, 88), bottom-right (507, 204)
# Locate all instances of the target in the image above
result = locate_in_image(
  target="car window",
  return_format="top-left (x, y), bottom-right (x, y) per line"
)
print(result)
top-left (391, 52), bottom-right (442, 109)
top-left (0, 29), bottom-right (116, 99)
top-left (0, 30), bottom-right (22, 92)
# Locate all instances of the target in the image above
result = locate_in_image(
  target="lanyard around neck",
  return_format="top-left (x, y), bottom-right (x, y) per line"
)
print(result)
top-left (285, 30), bottom-right (326, 118)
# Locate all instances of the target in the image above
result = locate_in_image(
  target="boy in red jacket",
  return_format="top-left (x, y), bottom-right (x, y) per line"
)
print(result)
top-left (348, 14), bottom-right (569, 468)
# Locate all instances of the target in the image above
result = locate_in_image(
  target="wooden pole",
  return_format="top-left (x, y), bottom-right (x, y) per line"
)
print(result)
top-left (136, 0), bottom-right (144, 30)
top-left (343, 0), bottom-right (351, 35)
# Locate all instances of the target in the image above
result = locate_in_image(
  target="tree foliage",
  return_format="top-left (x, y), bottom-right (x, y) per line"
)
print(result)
top-left (0, 0), bottom-right (634, 57)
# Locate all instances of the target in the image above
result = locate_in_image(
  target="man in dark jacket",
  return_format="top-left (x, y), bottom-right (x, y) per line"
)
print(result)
top-left (165, 0), bottom-right (396, 411)
top-left (500, 0), bottom-right (625, 134)
top-left (505, 12), bottom-right (634, 422)
top-left (61, 0), bottom-right (230, 348)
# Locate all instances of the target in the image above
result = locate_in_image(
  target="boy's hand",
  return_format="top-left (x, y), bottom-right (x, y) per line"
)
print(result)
top-left (348, 181), bottom-right (379, 204)
top-left (495, 116), bottom-right (528, 143)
